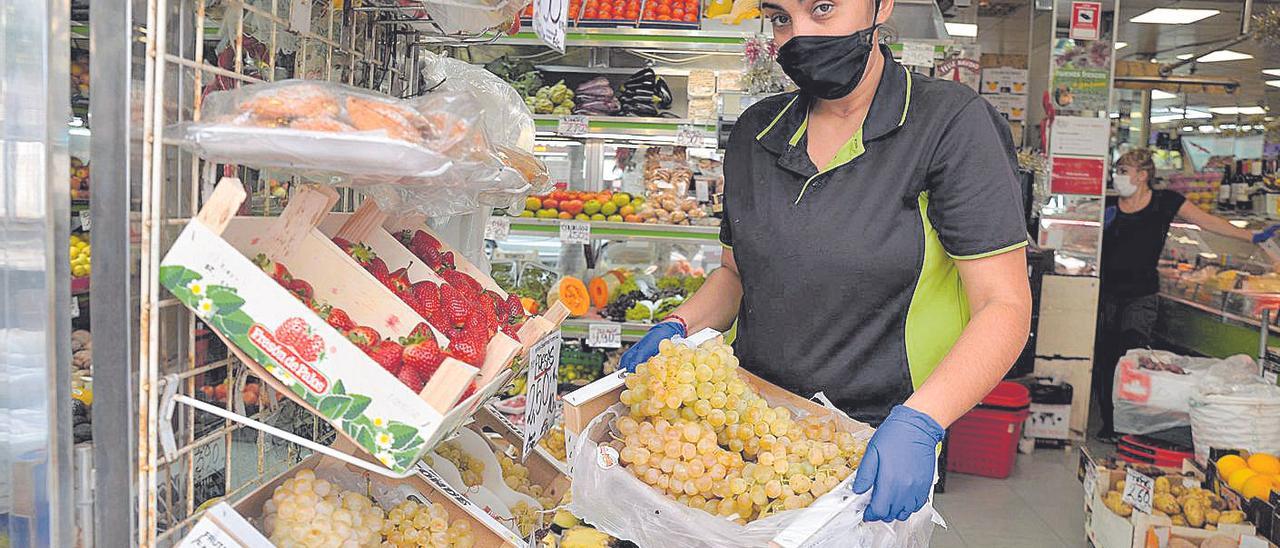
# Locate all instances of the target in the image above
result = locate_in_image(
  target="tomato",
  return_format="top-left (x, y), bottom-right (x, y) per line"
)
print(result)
top-left (626, 7), bottom-right (639, 17)
top-left (673, 8), bottom-right (685, 18)
top-left (657, 4), bottom-right (670, 15)
top-left (684, 10), bottom-right (697, 20)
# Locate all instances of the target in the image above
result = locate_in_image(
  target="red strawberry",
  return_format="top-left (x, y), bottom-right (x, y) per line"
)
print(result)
top-left (346, 325), bottom-right (381, 351)
top-left (253, 253), bottom-right (291, 283)
top-left (465, 309), bottom-right (495, 337)
top-left (331, 237), bottom-right (353, 252)
top-left (325, 307), bottom-right (355, 332)
top-left (501, 323), bottom-right (522, 340)
top-left (367, 256), bottom-right (389, 281)
top-left (448, 329), bottom-right (487, 367)
top-left (440, 284), bottom-right (470, 329)
top-left (346, 243), bottom-right (388, 279)
top-left (409, 322), bottom-right (433, 340)
top-left (369, 339), bottom-right (403, 375)
top-left (295, 334), bottom-right (325, 362)
top-left (439, 251), bottom-right (456, 271)
top-left (401, 334), bottom-right (445, 381)
top-left (411, 281), bottom-right (440, 320)
top-left (384, 266), bottom-right (412, 296)
top-left (440, 269), bottom-right (481, 297)
top-left (410, 230), bottom-right (442, 254)
top-left (274, 317), bottom-right (310, 348)
top-left (505, 294), bottom-right (526, 323)
top-left (286, 278), bottom-right (314, 301)
top-left (459, 381), bottom-right (478, 402)
top-left (397, 367), bottom-right (426, 393)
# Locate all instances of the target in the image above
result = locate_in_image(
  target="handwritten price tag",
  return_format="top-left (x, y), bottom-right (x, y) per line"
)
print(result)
top-left (79, 210), bottom-right (92, 231)
top-left (676, 125), bottom-right (706, 147)
top-left (1122, 468), bottom-right (1154, 514)
top-left (902, 42), bottom-right (934, 67)
top-left (587, 323), bottom-right (622, 348)
top-left (559, 220), bottom-right (591, 244)
top-left (557, 115), bottom-right (589, 136)
top-left (532, 0), bottom-right (568, 53)
top-left (523, 332), bottom-right (563, 458)
top-left (484, 216), bottom-right (511, 242)
top-left (177, 502), bottom-right (271, 547)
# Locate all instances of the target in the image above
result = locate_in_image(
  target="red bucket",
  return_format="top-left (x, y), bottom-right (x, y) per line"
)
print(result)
top-left (946, 381), bottom-right (1031, 479)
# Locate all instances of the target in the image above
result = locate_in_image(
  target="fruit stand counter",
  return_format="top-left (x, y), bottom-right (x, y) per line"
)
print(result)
top-left (1155, 293), bottom-right (1279, 360)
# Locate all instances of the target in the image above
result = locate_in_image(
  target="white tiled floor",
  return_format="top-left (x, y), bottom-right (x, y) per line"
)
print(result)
top-left (932, 446), bottom-right (1093, 547)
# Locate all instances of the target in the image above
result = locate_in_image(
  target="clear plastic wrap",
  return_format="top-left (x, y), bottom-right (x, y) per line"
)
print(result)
top-left (419, 51), bottom-right (537, 152)
top-left (1111, 349), bottom-right (1246, 435)
top-left (1190, 358), bottom-right (1280, 462)
top-left (423, 0), bottom-right (526, 35)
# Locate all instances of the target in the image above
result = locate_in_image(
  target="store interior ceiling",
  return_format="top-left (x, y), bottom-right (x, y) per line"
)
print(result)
top-left (975, 0), bottom-right (1277, 126)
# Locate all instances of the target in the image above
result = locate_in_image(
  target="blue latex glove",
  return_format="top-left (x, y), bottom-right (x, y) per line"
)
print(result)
top-left (1253, 224), bottom-right (1280, 244)
top-left (619, 321), bottom-right (686, 373)
top-left (852, 405), bottom-right (946, 522)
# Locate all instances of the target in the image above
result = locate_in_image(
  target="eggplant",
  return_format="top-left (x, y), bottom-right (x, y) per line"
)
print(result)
top-left (578, 99), bottom-right (620, 114)
top-left (574, 87), bottom-right (616, 101)
top-left (576, 76), bottom-right (613, 93)
top-left (620, 80), bottom-right (657, 96)
top-left (624, 68), bottom-right (656, 86)
top-left (655, 78), bottom-right (673, 110)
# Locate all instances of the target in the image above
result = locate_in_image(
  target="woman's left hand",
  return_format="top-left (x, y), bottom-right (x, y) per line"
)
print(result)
top-left (851, 405), bottom-right (945, 522)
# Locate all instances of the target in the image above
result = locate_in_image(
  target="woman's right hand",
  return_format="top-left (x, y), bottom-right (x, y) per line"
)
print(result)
top-left (619, 321), bottom-right (686, 373)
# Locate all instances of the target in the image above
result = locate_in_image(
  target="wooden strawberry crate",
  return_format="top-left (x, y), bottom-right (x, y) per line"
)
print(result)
top-left (159, 178), bottom-right (564, 476)
top-left (232, 452), bottom-right (526, 547)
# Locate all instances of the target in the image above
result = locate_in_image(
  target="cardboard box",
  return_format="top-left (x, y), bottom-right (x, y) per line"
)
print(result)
top-left (160, 179), bottom-right (564, 475)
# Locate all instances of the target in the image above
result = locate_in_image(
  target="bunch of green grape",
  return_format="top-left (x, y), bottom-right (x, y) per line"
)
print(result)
top-left (498, 453), bottom-right (556, 509)
top-left (381, 499), bottom-right (475, 547)
top-left (436, 441), bottom-right (486, 487)
top-left (613, 338), bottom-right (865, 523)
top-left (259, 469), bottom-right (384, 547)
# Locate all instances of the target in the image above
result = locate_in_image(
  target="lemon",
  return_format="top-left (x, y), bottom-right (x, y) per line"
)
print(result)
top-left (1228, 468), bottom-right (1259, 491)
top-left (1218, 454), bottom-right (1249, 478)
top-left (1242, 474), bottom-right (1276, 501)
top-left (1248, 453), bottom-right (1280, 475)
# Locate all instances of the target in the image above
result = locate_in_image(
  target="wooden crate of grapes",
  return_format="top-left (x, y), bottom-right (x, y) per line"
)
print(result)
top-left (159, 178), bottom-right (567, 476)
top-left (561, 332), bottom-right (938, 547)
top-left (231, 452), bottom-right (523, 547)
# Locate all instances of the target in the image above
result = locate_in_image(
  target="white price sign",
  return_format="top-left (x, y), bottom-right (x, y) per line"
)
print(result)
top-left (532, 0), bottom-right (568, 53)
top-left (1121, 468), bottom-right (1154, 514)
top-left (676, 125), bottom-right (706, 147)
top-left (177, 502), bottom-right (271, 548)
top-left (559, 220), bottom-right (591, 244)
top-left (288, 0), bottom-right (313, 34)
top-left (79, 210), bottom-right (91, 231)
top-left (70, 296), bottom-right (81, 319)
top-left (1083, 465), bottom-right (1098, 502)
top-left (523, 332), bottom-right (563, 458)
top-left (557, 114), bottom-right (589, 136)
top-left (902, 42), bottom-right (934, 67)
top-left (587, 323), bottom-right (622, 348)
top-left (484, 216), bottom-right (511, 242)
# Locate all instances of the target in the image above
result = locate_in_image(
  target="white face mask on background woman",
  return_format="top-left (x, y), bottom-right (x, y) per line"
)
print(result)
top-left (1113, 174), bottom-right (1138, 197)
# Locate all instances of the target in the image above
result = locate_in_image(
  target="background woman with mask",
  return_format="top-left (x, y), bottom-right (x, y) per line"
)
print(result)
top-left (1094, 148), bottom-right (1268, 442)
top-left (618, 0), bottom-right (1033, 524)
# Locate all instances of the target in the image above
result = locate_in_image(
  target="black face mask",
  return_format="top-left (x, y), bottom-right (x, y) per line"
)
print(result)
top-left (775, 24), bottom-right (879, 100)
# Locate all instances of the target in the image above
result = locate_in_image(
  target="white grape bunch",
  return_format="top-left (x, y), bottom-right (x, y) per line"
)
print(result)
top-left (259, 469), bottom-right (384, 547)
top-left (436, 441), bottom-right (486, 487)
top-left (380, 499), bottom-right (475, 548)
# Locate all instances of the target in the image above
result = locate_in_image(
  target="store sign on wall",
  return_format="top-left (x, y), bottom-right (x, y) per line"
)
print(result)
top-left (1050, 156), bottom-right (1104, 195)
top-left (1070, 2), bottom-right (1102, 40)
top-left (935, 58), bottom-right (981, 92)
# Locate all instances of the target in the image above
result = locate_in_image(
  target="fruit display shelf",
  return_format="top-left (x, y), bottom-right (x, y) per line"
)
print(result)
top-left (507, 217), bottom-right (720, 245)
top-left (532, 115), bottom-right (716, 144)
top-left (482, 27), bottom-right (749, 53)
top-left (560, 317), bottom-right (652, 342)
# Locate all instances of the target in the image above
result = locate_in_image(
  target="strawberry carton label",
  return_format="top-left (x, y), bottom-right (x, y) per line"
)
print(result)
top-left (161, 219), bottom-right (444, 475)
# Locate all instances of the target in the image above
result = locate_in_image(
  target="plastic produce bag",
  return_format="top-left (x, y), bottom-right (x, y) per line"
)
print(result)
top-left (419, 51), bottom-right (537, 152)
top-left (422, 0), bottom-right (525, 35)
top-left (1190, 358), bottom-right (1280, 463)
top-left (1112, 349), bottom-right (1247, 435)
top-left (567, 334), bottom-right (940, 548)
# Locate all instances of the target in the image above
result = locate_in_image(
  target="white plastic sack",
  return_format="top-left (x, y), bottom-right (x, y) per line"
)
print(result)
top-left (1112, 350), bottom-right (1250, 435)
top-left (569, 403), bottom-right (939, 548)
top-left (1190, 358), bottom-right (1280, 463)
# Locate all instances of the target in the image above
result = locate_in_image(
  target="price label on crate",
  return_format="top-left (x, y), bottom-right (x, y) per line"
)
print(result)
top-left (532, 0), bottom-right (568, 53)
top-left (523, 332), bottom-right (563, 459)
top-left (557, 114), bottom-right (589, 136)
top-left (178, 502), bottom-right (271, 548)
top-left (1121, 468), bottom-right (1154, 514)
top-left (559, 220), bottom-right (591, 244)
top-left (1083, 465), bottom-right (1098, 502)
top-left (288, 0), bottom-right (313, 34)
top-left (676, 125), bottom-right (707, 147)
top-left (587, 323), bottom-right (622, 348)
top-left (79, 210), bottom-right (91, 231)
top-left (484, 216), bottom-right (511, 242)
top-left (70, 296), bottom-right (80, 319)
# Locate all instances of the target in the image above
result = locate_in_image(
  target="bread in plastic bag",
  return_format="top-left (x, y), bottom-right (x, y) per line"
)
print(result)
top-left (1190, 357), bottom-right (1280, 462)
top-left (566, 333), bottom-right (940, 547)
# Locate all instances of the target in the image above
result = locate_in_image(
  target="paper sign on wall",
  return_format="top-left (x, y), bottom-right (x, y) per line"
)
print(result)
top-left (1050, 116), bottom-right (1110, 157)
top-left (1070, 2), bottom-right (1102, 41)
top-left (1050, 156), bottom-right (1105, 195)
top-left (901, 42), bottom-right (934, 67)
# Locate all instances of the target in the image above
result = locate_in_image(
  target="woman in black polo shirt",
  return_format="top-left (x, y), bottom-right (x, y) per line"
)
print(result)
top-left (620, 0), bottom-right (1032, 523)
top-left (1094, 148), bottom-right (1267, 442)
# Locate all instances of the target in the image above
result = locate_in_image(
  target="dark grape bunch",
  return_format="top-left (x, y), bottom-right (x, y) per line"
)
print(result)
top-left (606, 290), bottom-right (647, 322)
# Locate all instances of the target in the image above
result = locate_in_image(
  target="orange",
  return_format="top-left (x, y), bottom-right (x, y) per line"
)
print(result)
top-left (1248, 453), bottom-right (1280, 475)
top-left (1242, 474), bottom-right (1276, 501)
top-left (1217, 454), bottom-right (1248, 478)
top-left (1228, 468), bottom-right (1259, 491)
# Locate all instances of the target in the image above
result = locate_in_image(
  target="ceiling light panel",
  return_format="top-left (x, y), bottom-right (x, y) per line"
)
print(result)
top-left (945, 23), bottom-right (977, 37)
top-left (1195, 50), bottom-right (1252, 63)
top-left (1150, 90), bottom-right (1177, 100)
top-left (1129, 8), bottom-right (1219, 24)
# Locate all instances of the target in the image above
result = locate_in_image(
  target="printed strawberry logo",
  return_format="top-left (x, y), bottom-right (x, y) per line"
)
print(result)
top-left (294, 334), bottom-right (325, 362)
top-left (274, 317), bottom-right (324, 361)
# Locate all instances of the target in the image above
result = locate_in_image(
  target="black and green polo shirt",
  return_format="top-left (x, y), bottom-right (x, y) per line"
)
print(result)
top-left (720, 46), bottom-right (1028, 425)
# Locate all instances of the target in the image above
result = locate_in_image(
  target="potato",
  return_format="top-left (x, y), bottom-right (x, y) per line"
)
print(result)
top-left (1172, 514), bottom-right (1187, 526)
top-left (1184, 497), bottom-right (1206, 528)
top-left (1155, 476), bottom-right (1171, 494)
top-left (1114, 479), bottom-right (1127, 491)
top-left (1154, 492), bottom-right (1182, 515)
top-left (1168, 539), bottom-right (1197, 548)
top-left (1170, 484), bottom-right (1185, 497)
top-left (1205, 508), bottom-right (1221, 525)
top-left (1217, 510), bottom-right (1245, 525)
top-left (1104, 491), bottom-right (1133, 518)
